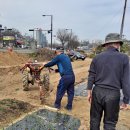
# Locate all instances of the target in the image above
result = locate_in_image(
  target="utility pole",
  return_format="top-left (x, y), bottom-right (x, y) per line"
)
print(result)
top-left (50, 15), bottom-right (53, 50)
top-left (120, 0), bottom-right (127, 38)
top-left (0, 24), bottom-right (2, 42)
top-left (42, 15), bottom-right (53, 50)
top-left (65, 29), bottom-right (72, 49)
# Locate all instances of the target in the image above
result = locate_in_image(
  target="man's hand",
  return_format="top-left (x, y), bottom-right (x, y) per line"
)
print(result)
top-left (48, 68), bottom-right (55, 73)
top-left (87, 90), bottom-right (92, 104)
top-left (120, 103), bottom-right (128, 110)
top-left (42, 62), bottom-right (47, 66)
top-left (55, 69), bottom-right (59, 73)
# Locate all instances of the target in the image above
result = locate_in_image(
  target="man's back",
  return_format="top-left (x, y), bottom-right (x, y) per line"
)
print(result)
top-left (57, 53), bottom-right (74, 75)
top-left (88, 47), bottom-right (129, 90)
top-left (44, 53), bottom-right (74, 76)
top-left (87, 33), bottom-right (130, 130)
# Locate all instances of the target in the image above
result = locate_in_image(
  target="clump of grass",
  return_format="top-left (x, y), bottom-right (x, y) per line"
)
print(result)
top-left (29, 48), bottom-right (55, 61)
top-left (0, 99), bottom-right (34, 128)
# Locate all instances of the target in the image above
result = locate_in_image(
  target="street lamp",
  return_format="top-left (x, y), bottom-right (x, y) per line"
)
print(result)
top-left (29, 29), bottom-right (35, 39)
top-left (29, 29), bottom-right (38, 49)
top-left (65, 28), bottom-right (72, 34)
top-left (7, 29), bottom-right (12, 31)
top-left (65, 29), bottom-right (72, 49)
top-left (42, 15), bottom-right (53, 50)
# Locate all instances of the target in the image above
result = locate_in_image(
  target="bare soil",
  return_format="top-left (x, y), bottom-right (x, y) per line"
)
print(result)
top-left (0, 99), bottom-right (35, 128)
top-left (0, 51), bottom-right (29, 66)
top-left (0, 51), bottom-right (130, 130)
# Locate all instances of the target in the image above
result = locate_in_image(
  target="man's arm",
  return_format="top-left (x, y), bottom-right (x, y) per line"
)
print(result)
top-left (44, 56), bottom-right (59, 67)
top-left (87, 58), bottom-right (96, 103)
top-left (122, 55), bottom-right (130, 105)
top-left (87, 58), bottom-right (96, 90)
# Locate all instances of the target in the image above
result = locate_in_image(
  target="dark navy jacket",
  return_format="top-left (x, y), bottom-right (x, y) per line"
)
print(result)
top-left (44, 53), bottom-right (74, 76)
top-left (87, 47), bottom-right (130, 104)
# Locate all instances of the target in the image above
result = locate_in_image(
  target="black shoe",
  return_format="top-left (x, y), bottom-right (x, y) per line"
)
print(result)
top-left (54, 106), bottom-right (60, 110)
top-left (64, 106), bottom-right (72, 111)
top-left (31, 80), bottom-right (34, 85)
top-left (52, 104), bottom-right (60, 110)
top-left (23, 87), bottom-right (29, 91)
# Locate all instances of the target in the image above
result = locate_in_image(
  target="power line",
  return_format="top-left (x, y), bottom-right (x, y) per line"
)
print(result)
top-left (90, 6), bottom-right (123, 39)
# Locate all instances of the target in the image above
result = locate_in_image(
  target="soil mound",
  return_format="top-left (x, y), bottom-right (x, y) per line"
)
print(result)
top-left (0, 48), bottom-right (55, 66)
top-left (0, 51), bottom-right (29, 66)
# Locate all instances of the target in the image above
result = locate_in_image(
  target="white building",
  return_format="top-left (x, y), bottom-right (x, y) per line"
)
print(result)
top-left (36, 29), bottom-right (47, 48)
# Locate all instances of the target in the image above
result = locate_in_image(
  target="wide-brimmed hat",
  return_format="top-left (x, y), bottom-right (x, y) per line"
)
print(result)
top-left (102, 33), bottom-right (123, 47)
top-left (55, 47), bottom-right (64, 53)
top-left (56, 47), bottom-right (64, 50)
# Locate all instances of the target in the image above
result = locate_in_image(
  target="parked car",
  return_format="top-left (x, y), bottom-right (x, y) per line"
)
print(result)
top-left (67, 50), bottom-right (86, 61)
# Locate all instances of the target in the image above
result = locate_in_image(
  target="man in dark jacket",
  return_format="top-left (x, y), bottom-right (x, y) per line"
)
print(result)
top-left (87, 33), bottom-right (130, 130)
top-left (44, 47), bottom-right (75, 110)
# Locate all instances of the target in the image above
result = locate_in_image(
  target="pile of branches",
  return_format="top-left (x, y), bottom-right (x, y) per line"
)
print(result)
top-left (32, 48), bottom-right (55, 61)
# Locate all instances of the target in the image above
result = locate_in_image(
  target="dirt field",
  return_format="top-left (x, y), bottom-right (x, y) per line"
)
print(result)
top-left (0, 51), bottom-right (130, 130)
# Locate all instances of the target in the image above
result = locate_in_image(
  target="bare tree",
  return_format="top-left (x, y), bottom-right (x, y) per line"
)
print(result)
top-left (68, 35), bottom-right (80, 49)
top-left (56, 29), bottom-right (69, 48)
top-left (57, 29), bottom-right (80, 49)
top-left (81, 40), bottom-right (89, 46)
top-left (2, 28), bottom-right (23, 38)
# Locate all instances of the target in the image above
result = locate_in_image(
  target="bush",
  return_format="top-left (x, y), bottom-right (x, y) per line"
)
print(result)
top-left (30, 48), bottom-right (55, 61)
top-left (87, 53), bottom-right (96, 58)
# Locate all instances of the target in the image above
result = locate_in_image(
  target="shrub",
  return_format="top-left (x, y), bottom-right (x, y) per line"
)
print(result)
top-left (30, 48), bottom-right (55, 61)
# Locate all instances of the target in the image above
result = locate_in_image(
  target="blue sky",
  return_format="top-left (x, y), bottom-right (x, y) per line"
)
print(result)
top-left (0, 0), bottom-right (129, 42)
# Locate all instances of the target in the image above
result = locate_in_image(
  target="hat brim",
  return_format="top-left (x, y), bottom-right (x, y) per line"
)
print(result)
top-left (55, 49), bottom-right (64, 53)
top-left (102, 40), bottom-right (123, 47)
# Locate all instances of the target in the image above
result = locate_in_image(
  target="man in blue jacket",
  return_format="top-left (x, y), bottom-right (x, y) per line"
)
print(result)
top-left (87, 33), bottom-right (130, 130)
top-left (44, 47), bottom-right (75, 110)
